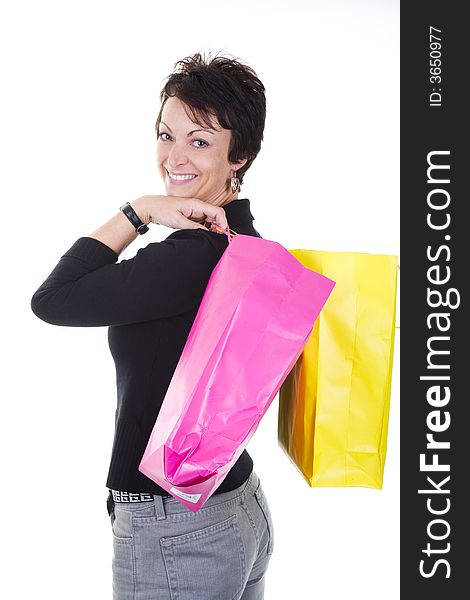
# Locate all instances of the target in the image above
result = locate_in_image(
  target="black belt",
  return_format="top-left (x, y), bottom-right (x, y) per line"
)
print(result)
top-left (107, 489), bottom-right (171, 516)
top-left (110, 490), bottom-right (155, 502)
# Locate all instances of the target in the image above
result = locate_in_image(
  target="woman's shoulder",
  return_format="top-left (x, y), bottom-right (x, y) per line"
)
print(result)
top-left (163, 227), bottom-right (229, 252)
top-left (154, 225), bottom-right (262, 257)
top-left (133, 228), bottom-right (228, 272)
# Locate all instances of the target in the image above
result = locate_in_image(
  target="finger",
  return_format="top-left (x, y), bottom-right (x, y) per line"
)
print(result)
top-left (203, 205), bottom-right (228, 230)
top-left (201, 220), bottom-right (224, 234)
top-left (180, 200), bottom-right (228, 232)
top-left (175, 210), bottom-right (211, 231)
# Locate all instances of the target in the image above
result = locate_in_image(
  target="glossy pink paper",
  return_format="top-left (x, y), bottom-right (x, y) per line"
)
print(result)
top-left (139, 231), bottom-right (335, 511)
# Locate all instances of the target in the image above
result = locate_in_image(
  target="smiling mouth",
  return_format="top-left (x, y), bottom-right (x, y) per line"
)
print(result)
top-left (166, 169), bottom-right (198, 182)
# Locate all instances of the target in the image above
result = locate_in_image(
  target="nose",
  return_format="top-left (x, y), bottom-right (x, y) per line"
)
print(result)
top-left (167, 143), bottom-right (189, 169)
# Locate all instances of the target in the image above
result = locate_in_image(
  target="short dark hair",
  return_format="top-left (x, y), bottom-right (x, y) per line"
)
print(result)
top-left (155, 51), bottom-right (266, 185)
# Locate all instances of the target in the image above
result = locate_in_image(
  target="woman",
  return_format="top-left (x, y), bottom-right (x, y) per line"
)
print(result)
top-left (30, 52), bottom-right (274, 599)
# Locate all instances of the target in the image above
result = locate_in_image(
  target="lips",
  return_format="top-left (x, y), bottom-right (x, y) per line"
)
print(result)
top-left (165, 168), bottom-right (198, 184)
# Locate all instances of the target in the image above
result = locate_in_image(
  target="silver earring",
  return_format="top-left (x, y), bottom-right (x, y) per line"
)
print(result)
top-left (231, 171), bottom-right (240, 194)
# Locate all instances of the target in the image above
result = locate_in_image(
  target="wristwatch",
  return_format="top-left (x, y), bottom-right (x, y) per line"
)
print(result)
top-left (119, 202), bottom-right (149, 234)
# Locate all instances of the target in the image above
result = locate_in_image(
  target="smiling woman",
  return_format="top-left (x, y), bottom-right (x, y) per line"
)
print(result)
top-left (30, 51), bottom-right (273, 599)
top-left (156, 96), bottom-right (243, 200)
top-left (155, 52), bottom-right (265, 198)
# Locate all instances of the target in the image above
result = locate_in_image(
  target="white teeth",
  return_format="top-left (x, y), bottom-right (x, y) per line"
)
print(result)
top-left (169, 172), bottom-right (197, 181)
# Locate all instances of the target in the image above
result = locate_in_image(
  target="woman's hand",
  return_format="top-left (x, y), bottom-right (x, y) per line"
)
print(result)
top-left (88, 195), bottom-right (229, 257)
top-left (135, 195), bottom-right (229, 233)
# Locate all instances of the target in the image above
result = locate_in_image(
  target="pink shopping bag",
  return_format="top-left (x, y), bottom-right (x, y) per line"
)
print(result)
top-left (139, 226), bottom-right (335, 511)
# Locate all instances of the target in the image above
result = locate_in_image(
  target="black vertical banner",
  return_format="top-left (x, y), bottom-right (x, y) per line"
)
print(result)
top-left (401, 2), bottom-right (466, 597)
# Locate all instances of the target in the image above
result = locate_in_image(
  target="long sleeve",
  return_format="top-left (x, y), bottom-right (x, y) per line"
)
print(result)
top-left (30, 230), bottom-right (223, 327)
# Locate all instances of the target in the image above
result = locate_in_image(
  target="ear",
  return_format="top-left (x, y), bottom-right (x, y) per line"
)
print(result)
top-left (230, 157), bottom-right (248, 172)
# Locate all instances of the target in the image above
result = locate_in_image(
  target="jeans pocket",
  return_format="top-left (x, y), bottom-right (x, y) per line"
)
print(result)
top-left (112, 507), bottom-right (134, 542)
top-left (160, 513), bottom-right (245, 600)
top-left (255, 485), bottom-right (274, 555)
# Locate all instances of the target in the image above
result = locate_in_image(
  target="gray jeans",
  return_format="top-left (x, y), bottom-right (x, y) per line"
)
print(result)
top-left (108, 469), bottom-right (274, 599)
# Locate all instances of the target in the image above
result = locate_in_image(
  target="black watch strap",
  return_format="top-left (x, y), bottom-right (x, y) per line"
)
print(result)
top-left (119, 202), bottom-right (149, 234)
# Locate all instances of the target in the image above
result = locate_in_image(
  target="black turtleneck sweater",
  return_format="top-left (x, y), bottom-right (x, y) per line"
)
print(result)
top-left (31, 198), bottom-right (261, 495)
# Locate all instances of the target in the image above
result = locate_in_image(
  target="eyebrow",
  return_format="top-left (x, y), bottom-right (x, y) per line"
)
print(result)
top-left (160, 121), bottom-right (215, 135)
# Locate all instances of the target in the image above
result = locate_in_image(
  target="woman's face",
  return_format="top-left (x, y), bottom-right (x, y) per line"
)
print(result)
top-left (156, 96), bottom-right (246, 206)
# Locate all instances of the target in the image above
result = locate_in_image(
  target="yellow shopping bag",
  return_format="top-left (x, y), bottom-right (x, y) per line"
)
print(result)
top-left (278, 250), bottom-right (398, 488)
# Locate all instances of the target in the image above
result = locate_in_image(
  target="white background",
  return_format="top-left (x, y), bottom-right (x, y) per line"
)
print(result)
top-left (1, 1), bottom-right (399, 598)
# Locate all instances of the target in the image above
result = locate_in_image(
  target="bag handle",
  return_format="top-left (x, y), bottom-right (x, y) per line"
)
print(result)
top-left (207, 222), bottom-right (238, 243)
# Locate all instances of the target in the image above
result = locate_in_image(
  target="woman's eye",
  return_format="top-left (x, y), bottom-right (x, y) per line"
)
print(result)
top-left (158, 132), bottom-right (171, 141)
top-left (192, 139), bottom-right (208, 148)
